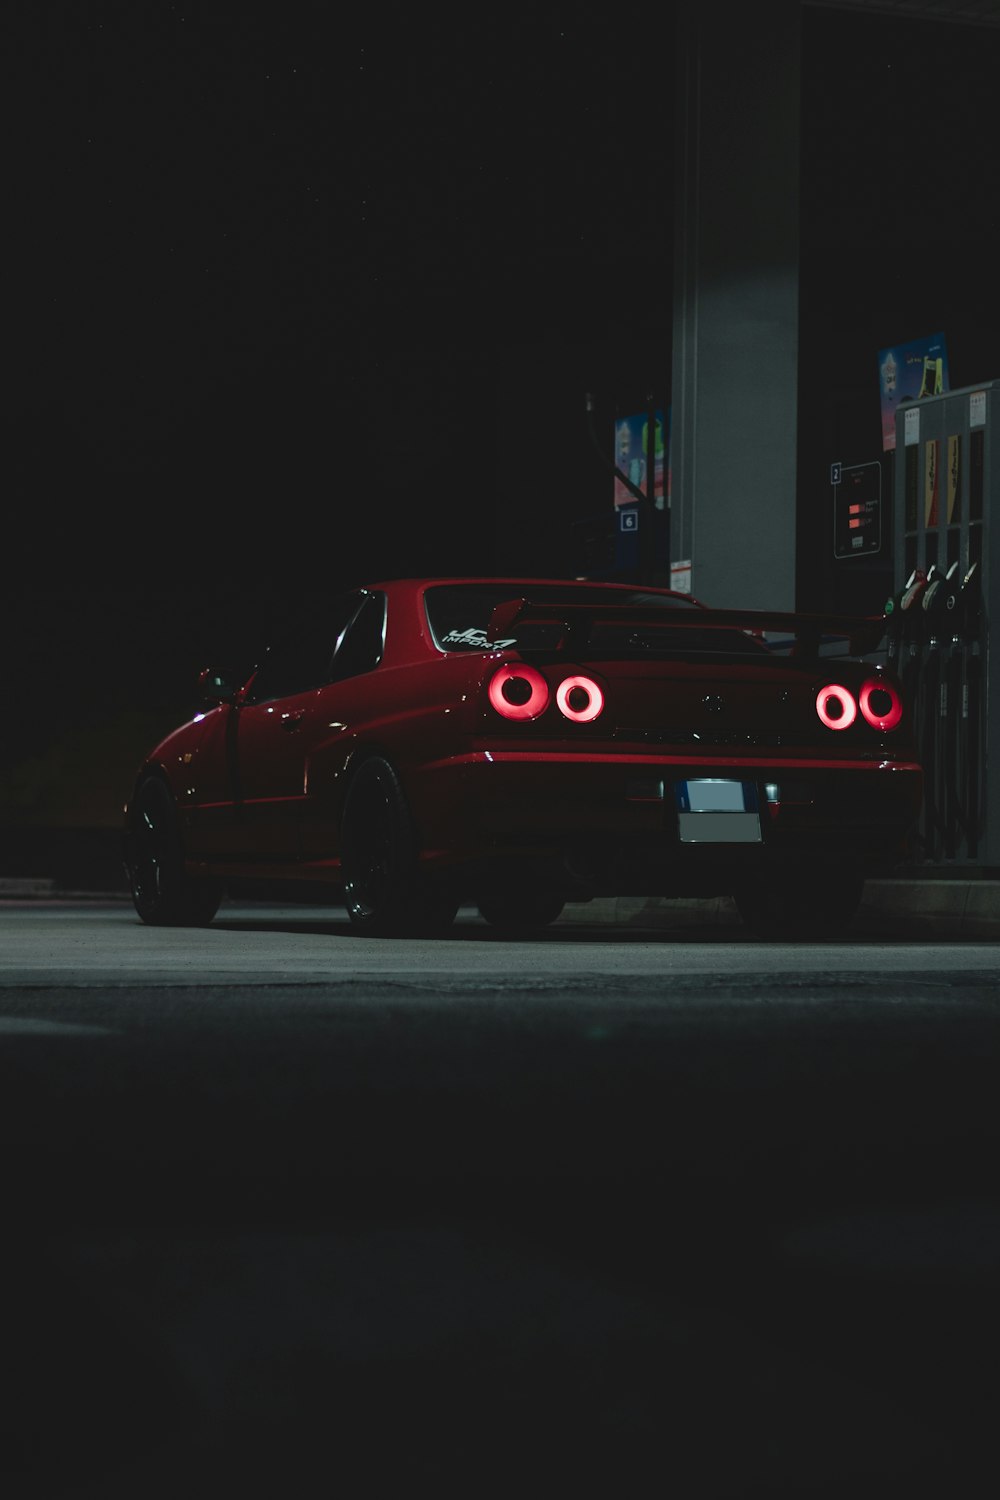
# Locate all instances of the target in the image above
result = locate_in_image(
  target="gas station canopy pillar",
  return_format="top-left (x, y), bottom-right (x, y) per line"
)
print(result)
top-left (671, 0), bottom-right (801, 609)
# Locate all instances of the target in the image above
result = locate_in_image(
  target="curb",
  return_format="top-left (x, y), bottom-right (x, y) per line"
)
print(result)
top-left (0, 877), bottom-right (58, 898)
top-left (557, 880), bottom-right (1000, 938)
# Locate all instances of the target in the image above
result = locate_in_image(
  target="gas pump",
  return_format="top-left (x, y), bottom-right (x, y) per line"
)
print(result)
top-left (919, 565), bottom-right (949, 862)
top-left (893, 379), bottom-right (999, 867)
top-left (955, 562), bottom-right (983, 860)
top-left (895, 568), bottom-right (928, 725)
top-left (884, 567), bottom-right (924, 678)
top-left (939, 562), bottom-right (964, 858)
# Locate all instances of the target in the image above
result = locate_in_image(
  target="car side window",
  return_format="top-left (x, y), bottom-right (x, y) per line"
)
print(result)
top-left (329, 593), bottom-right (386, 682)
top-left (245, 593), bottom-right (368, 703)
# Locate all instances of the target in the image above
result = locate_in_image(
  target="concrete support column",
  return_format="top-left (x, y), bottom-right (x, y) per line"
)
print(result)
top-left (671, 1), bottom-right (801, 609)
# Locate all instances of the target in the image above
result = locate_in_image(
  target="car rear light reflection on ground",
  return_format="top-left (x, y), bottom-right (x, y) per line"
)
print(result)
top-left (815, 683), bottom-right (857, 730)
top-left (488, 665), bottom-right (551, 720)
top-left (859, 678), bottom-right (904, 731)
top-left (555, 675), bottom-right (604, 723)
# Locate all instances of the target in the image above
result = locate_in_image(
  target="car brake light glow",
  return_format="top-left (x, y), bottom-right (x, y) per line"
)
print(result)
top-left (555, 675), bottom-right (604, 723)
top-left (815, 683), bottom-right (857, 730)
top-left (488, 665), bottom-right (550, 720)
top-left (859, 677), bottom-right (904, 731)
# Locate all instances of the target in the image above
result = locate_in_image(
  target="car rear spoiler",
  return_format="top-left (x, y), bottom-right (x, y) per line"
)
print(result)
top-left (486, 597), bottom-right (888, 660)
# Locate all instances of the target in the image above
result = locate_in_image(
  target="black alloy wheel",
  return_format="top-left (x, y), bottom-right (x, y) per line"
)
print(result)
top-left (126, 776), bottom-right (223, 927)
top-left (340, 756), bottom-right (459, 937)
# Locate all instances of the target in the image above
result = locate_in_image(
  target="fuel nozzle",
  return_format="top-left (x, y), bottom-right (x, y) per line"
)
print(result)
top-left (902, 567), bottom-right (928, 611)
top-left (922, 563), bottom-right (954, 642)
top-left (935, 560), bottom-right (965, 641)
top-left (885, 568), bottom-right (926, 665)
top-left (899, 567), bottom-right (930, 645)
top-left (885, 568), bottom-right (923, 617)
top-left (956, 560), bottom-right (981, 641)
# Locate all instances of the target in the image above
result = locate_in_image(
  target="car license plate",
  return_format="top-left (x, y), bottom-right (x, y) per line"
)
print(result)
top-left (675, 780), bottom-right (762, 843)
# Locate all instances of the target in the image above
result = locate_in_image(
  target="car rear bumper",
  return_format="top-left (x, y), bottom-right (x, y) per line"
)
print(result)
top-left (411, 749), bottom-right (923, 896)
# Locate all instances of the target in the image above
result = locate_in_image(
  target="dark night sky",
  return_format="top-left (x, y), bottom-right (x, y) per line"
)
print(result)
top-left (6, 3), bottom-right (1000, 827)
top-left (11, 6), bottom-right (673, 667)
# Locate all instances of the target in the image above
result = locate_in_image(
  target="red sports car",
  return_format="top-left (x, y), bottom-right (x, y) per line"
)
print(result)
top-left (123, 577), bottom-right (921, 937)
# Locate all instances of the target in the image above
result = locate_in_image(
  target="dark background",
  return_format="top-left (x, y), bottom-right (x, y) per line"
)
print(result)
top-left (6, 3), bottom-right (1000, 834)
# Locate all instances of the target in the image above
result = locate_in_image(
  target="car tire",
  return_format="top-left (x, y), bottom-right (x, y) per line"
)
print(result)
top-left (340, 756), bottom-right (459, 937)
top-left (126, 776), bottom-right (223, 927)
top-left (477, 892), bottom-right (566, 930)
top-left (733, 863), bottom-right (865, 940)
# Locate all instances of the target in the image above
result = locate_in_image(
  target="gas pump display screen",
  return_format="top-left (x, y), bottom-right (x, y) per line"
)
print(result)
top-left (834, 462), bottom-right (881, 558)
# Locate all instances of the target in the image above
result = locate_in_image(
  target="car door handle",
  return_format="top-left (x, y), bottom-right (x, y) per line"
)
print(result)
top-left (280, 711), bottom-right (306, 732)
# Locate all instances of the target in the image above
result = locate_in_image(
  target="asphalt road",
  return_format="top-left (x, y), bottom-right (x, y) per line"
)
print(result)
top-left (2, 899), bottom-right (999, 1498)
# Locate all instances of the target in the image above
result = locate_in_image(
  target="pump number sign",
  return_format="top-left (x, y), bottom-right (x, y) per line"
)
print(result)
top-left (833, 461), bottom-right (881, 558)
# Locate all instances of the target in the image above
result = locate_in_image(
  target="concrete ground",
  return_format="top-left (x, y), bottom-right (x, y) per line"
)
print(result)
top-left (2, 873), bottom-right (998, 939)
top-left (2, 817), bottom-right (998, 936)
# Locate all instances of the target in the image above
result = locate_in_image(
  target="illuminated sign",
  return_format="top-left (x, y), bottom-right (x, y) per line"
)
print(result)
top-left (833, 461), bottom-right (881, 558)
top-left (878, 332), bottom-right (949, 452)
top-left (613, 410), bottom-right (667, 510)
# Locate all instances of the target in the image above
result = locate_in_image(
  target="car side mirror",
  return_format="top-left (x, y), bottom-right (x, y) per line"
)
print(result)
top-left (197, 666), bottom-right (238, 706)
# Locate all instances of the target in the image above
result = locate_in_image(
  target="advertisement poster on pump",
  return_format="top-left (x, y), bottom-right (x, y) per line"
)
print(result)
top-left (613, 409), bottom-right (668, 509)
top-left (613, 408), bottom-right (671, 579)
top-left (878, 332), bottom-right (950, 451)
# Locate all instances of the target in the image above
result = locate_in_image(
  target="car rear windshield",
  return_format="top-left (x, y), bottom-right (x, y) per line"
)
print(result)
top-left (423, 583), bottom-right (766, 658)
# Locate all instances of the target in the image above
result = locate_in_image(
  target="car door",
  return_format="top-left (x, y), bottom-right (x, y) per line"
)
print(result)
top-left (231, 593), bottom-right (369, 859)
top-left (229, 591), bottom-right (392, 864)
top-left (291, 591), bottom-right (388, 860)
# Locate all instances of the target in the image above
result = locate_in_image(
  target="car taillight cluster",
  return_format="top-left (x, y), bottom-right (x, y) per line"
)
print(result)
top-left (815, 677), bottom-right (904, 732)
top-left (488, 666), bottom-right (604, 723)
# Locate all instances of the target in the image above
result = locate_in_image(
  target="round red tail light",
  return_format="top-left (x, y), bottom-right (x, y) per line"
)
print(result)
top-left (815, 683), bottom-right (857, 730)
top-left (555, 675), bottom-right (604, 723)
top-left (859, 677), bottom-right (904, 731)
top-left (488, 664), bottom-right (550, 720)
